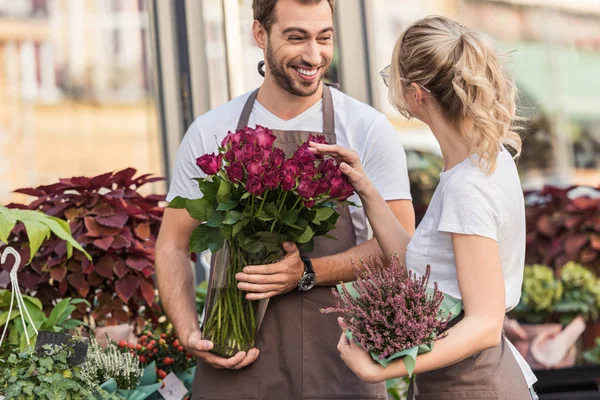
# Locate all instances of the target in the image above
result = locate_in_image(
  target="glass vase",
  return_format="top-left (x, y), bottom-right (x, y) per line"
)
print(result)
top-left (201, 239), bottom-right (283, 357)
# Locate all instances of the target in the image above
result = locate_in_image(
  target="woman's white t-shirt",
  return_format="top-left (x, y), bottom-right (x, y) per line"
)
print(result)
top-left (405, 147), bottom-right (537, 387)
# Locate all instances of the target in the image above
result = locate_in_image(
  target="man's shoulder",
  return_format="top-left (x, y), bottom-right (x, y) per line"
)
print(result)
top-left (330, 87), bottom-right (386, 124)
top-left (190, 90), bottom-right (253, 136)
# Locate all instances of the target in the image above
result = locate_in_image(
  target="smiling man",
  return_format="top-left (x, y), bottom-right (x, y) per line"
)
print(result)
top-left (155, 0), bottom-right (415, 399)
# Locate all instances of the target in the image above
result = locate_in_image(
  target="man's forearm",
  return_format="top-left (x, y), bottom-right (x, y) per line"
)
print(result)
top-left (156, 245), bottom-right (199, 342)
top-left (312, 238), bottom-right (384, 285)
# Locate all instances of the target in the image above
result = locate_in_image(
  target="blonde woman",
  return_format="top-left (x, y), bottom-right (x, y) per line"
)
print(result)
top-left (310, 16), bottom-right (537, 400)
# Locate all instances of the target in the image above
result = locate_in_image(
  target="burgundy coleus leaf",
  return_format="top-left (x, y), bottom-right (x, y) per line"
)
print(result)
top-left (96, 208), bottom-right (128, 229)
top-left (17, 271), bottom-right (45, 291)
top-left (13, 187), bottom-right (46, 197)
top-left (126, 257), bottom-right (151, 271)
top-left (564, 234), bottom-right (589, 259)
top-left (105, 189), bottom-right (125, 200)
top-left (114, 260), bottom-right (129, 278)
top-left (84, 217), bottom-right (122, 237)
top-left (134, 222), bottom-right (151, 240)
top-left (64, 207), bottom-right (87, 221)
top-left (96, 255), bottom-right (115, 279)
top-left (536, 214), bottom-right (560, 238)
top-left (91, 202), bottom-right (115, 217)
top-left (50, 265), bottom-right (67, 282)
top-left (54, 241), bottom-right (67, 259)
top-left (93, 236), bottom-right (115, 251)
top-left (141, 266), bottom-right (155, 278)
top-left (90, 171), bottom-right (114, 189)
top-left (111, 235), bottom-right (128, 250)
top-left (59, 277), bottom-right (68, 296)
top-left (88, 271), bottom-right (105, 286)
top-left (114, 168), bottom-right (138, 187)
top-left (139, 278), bottom-right (156, 306)
top-left (47, 256), bottom-right (64, 269)
top-left (114, 309), bottom-right (130, 322)
top-left (68, 272), bottom-right (90, 297)
top-left (146, 194), bottom-right (167, 202)
top-left (115, 274), bottom-right (140, 303)
top-left (46, 202), bottom-right (71, 217)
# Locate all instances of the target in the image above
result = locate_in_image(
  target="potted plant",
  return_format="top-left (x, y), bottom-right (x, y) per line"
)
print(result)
top-left (4, 168), bottom-right (165, 329)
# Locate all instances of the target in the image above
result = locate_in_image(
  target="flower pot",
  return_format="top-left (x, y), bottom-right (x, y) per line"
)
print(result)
top-left (509, 323), bottom-right (577, 369)
top-left (202, 240), bottom-right (283, 357)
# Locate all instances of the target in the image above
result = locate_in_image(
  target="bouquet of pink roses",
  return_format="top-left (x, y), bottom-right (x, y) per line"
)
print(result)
top-left (322, 257), bottom-right (462, 376)
top-left (169, 125), bottom-right (355, 356)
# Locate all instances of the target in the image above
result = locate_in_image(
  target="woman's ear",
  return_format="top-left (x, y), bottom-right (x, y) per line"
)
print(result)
top-left (411, 82), bottom-right (424, 105)
top-left (253, 21), bottom-right (267, 50)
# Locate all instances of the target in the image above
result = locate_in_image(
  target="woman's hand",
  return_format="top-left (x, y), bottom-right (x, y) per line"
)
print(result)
top-left (336, 317), bottom-right (386, 384)
top-left (308, 142), bottom-right (374, 195)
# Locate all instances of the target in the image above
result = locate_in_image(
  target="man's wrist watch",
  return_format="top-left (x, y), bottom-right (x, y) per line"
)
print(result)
top-left (298, 256), bottom-right (317, 292)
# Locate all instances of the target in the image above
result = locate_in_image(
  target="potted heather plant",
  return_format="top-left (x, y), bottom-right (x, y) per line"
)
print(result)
top-left (170, 126), bottom-right (355, 357)
top-left (321, 257), bottom-right (462, 376)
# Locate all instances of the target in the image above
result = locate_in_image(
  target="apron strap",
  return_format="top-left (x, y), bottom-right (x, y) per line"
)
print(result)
top-left (236, 85), bottom-right (336, 137)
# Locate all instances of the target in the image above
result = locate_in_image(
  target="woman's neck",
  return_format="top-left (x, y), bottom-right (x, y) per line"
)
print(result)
top-left (428, 114), bottom-right (470, 172)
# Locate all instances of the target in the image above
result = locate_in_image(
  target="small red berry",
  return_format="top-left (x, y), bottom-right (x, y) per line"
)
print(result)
top-left (178, 346), bottom-right (184, 352)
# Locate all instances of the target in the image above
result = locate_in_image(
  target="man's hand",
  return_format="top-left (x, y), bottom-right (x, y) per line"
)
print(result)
top-left (184, 331), bottom-right (260, 370)
top-left (235, 242), bottom-right (304, 301)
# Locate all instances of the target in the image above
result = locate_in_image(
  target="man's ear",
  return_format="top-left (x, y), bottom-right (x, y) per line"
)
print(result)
top-left (253, 20), bottom-right (267, 50)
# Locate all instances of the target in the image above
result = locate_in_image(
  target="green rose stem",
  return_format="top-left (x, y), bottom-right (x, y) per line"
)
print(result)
top-left (256, 189), bottom-right (270, 217)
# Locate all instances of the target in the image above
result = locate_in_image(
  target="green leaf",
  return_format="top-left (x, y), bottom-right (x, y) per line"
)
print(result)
top-left (232, 221), bottom-right (244, 237)
top-left (296, 226), bottom-right (315, 244)
top-left (208, 233), bottom-right (224, 253)
top-left (39, 357), bottom-right (54, 371)
top-left (314, 207), bottom-right (335, 222)
top-left (264, 203), bottom-right (279, 217)
top-left (186, 198), bottom-right (213, 221)
top-left (0, 205), bottom-right (18, 243)
top-left (241, 192), bottom-right (251, 200)
top-left (220, 225), bottom-right (233, 240)
top-left (167, 196), bottom-right (187, 209)
top-left (206, 212), bottom-right (225, 228)
top-left (199, 180), bottom-right (219, 199)
top-left (189, 225), bottom-right (213, 253)
top-left (20, 218), bottom-right (51, 263)
top-left (216, 179), bottom-right (232, 203)
top-left (47, 298), bottom-right (73, 328)
top-left (223, 211), bottom-right (244, 226)
top-left (217, 199), bottom-right (239, 211)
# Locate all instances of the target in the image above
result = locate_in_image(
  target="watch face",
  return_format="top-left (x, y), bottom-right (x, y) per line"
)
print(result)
top-left (299, 273), bottom-right (317, 291)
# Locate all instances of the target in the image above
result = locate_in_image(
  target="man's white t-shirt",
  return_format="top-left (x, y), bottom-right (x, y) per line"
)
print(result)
top-left (405, 147), bottom-right (537, 388)
top-left (166, 87), bottom-right (412, 245)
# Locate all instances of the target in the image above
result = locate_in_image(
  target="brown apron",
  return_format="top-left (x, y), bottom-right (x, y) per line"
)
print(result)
top-left (407, 314), bottom-right (531, 400)
top-left (192, 85), bottom-right (388, 400)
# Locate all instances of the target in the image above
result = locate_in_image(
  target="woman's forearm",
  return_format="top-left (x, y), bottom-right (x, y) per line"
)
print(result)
top-left (358, 184), bottom-right (412, 263)
top-left (378, 315), bottom-right (503, 381)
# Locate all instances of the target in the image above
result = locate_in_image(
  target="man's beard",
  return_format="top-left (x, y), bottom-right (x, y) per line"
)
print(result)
top-left (266, 45), bottom-right (330, 97)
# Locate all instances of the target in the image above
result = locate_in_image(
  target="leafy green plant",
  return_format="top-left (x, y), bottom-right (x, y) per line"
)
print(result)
top-left (196, 280), bottom-right (207, 318)
top-left (584, 336), bottom-right (600, 364)
top-left (0, 343), bottom-right (110, 400)
top-left (0, 291), bottom-right (89, 358)
top-left (0, 206), bottom-right (90, 264)
top-left (555, 262), bottom-right (600, 323)
top-left (511, 264), bottom-right (563, 323)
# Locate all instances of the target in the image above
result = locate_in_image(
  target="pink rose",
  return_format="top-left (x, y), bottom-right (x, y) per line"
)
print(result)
top-left (245, 174), bottom-right (265, 196)
top-left (225, 161), bottom-right (244, 182)
top-left (304, 200), bottom-right (316, 208)
top-left (247, 160), bottom-right (264, 176)
top-left (282, 174), bottom-right (296, 191)
top-left (297, 176), bottom-right (317, 199)
top-left (264, 170), bottom-right (283, 190)
top-left (196, 153), bottom-right (222, 175)
top-left (248, 125), bottom-right (277, 148)
top-left (282, 159), bottom-right (301, 178)
top-left (270, 148), bottom-right (285, 168)
top-left (292, 146), bottom-right (316, 164)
